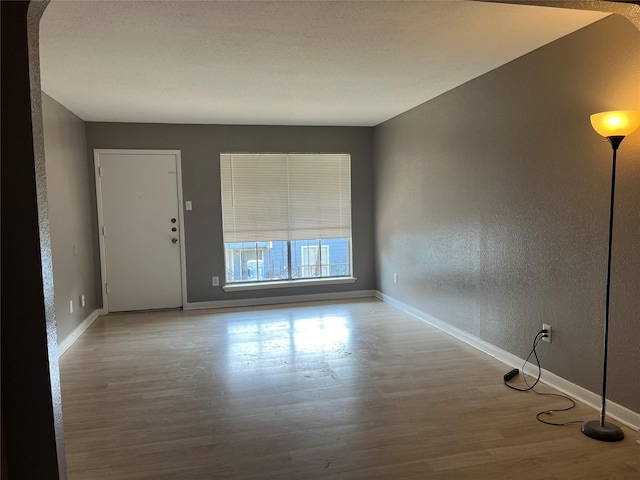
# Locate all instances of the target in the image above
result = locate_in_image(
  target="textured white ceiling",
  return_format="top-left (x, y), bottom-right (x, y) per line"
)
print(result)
top-left (39, 0), bottom-right (608, 126)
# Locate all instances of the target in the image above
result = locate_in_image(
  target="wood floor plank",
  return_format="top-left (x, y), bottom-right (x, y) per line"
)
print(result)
top-left (59, 299), bottom-right (639, 479)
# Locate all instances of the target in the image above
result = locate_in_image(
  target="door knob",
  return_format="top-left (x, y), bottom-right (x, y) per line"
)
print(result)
top-left (171, 238), bottom-right (178, 244)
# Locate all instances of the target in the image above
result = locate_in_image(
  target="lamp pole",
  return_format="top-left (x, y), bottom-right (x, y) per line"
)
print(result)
top-left (581, 135), bottom-right (624, 442)
top-left (599, 136), bottom-right (621, 427)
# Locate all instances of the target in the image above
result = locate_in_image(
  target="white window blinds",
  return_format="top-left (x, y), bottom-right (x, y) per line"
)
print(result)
top-left (220, 153), bottom-right (351, 243)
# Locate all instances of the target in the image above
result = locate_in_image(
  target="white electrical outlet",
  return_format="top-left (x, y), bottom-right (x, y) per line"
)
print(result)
top-left (69, 300), bottom-right (74, 313)
top-left (212, 276), bottom-right (219, 286)
top-left (394, 273), bottom-right (398, 284)
top-left (542, 324), bottom-right (552, 343)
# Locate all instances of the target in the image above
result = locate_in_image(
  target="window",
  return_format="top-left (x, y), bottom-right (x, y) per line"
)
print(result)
top-left (220, 153), bottom-right (352, 285)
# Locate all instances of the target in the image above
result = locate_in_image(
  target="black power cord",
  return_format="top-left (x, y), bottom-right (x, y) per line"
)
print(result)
top-left (504, 329), bottom-right (583, 427)
top-left (503, 331), bottom-right (546, 393)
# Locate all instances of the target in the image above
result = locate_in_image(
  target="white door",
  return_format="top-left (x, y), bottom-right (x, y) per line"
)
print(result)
top-left (95, 150), bottom-right (185, 312)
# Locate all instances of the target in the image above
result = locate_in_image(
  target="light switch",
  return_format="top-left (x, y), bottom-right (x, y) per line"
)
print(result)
top-left (185, 201), bottom-right (193, 211)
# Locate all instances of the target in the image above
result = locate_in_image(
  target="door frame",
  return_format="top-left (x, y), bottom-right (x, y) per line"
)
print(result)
top-left (94, 149), bottom-right (188, 313)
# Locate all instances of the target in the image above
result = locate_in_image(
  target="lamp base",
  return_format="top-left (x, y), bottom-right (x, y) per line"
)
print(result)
top-left (581, 420), bottom-right (624, 442)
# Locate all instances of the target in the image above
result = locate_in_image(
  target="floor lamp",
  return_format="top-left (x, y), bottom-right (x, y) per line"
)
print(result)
top-left (582, 110), bottom-right (640, 442)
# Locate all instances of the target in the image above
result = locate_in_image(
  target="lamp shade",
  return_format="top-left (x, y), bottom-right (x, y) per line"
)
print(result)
top-left (590, 110), bottom-right (640, 138)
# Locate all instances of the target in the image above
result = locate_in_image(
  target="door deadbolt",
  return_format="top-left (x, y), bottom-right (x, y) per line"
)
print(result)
top-left (171, 238), bottom-right (178, 244)
top-left (171, 218), bottom-right (177, 223)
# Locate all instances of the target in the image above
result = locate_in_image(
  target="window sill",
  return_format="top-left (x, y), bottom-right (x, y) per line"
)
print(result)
top-left (222, 277), bottom-right (357, 292)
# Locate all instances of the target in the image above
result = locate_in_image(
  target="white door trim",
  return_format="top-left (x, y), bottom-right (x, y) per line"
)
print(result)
top-left (94, 149), bottom-right (187, 313)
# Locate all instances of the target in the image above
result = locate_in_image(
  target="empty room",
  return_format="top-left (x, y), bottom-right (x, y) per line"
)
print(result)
top-left (2, 0), bottom-right (640, 479)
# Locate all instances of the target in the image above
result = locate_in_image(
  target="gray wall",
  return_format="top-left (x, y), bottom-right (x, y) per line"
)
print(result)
top-left (373, 14), bottom-right (640, 412)
top-left (85, 124), bottom-right (375, 303)
top-left (42, 93), bottom-right (99, 341)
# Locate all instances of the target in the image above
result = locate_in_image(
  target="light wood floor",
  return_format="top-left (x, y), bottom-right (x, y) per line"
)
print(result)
top-left (59, 298), bottom-right (639, 479)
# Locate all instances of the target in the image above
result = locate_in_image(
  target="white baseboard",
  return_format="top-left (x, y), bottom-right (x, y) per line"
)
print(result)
top-left (184, 289), bottom-right (377, 311)
top-left (376, 291), bottom-right (640, 433)
top-left (57, 309), bottom-right (104, 356)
